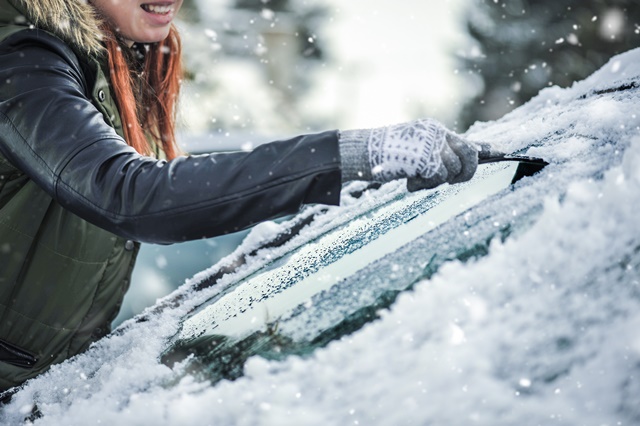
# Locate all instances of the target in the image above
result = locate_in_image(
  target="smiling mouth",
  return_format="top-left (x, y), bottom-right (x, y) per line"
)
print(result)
top-left (141, 4), bottom-right (174, 15)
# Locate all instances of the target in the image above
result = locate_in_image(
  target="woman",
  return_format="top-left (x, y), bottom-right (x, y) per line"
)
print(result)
top-left (0, 0), bottom-right (478, 390)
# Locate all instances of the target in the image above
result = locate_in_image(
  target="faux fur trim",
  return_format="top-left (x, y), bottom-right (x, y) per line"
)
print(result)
top-left (12, 0), bottom-right (104, 56)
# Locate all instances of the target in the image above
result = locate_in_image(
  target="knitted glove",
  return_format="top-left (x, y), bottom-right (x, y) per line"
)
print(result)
top-left (339, 118), bottom-right (478, 191)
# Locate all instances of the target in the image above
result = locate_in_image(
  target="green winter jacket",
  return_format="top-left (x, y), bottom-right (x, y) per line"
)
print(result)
top-left (0, 0), bottom-right (341, 391)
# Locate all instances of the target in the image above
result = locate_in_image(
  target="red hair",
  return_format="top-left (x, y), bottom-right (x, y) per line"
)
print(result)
top-left (103, 25), bottom-right (183, 160)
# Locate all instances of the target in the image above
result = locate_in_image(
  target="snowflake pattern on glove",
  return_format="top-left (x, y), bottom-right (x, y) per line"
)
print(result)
top-left (368, 118), bottom-right (447, 182)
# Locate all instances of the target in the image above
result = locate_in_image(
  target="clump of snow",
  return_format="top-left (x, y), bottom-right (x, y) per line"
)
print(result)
top-left (2, 49), bottom-right (640, 425)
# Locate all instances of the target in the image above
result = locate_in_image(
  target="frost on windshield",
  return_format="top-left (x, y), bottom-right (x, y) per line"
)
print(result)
top-left (160, 160), bottom-right (529, 383)
top-left (2, 50), bottom-right (640, 425)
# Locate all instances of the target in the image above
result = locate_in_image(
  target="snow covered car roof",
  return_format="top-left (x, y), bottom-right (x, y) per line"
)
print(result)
top-left (2, 48), bottom-right (640, 425)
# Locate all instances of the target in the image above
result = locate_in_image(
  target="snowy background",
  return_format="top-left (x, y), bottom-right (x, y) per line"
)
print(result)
top-left (176, 0), bottom-right (468, 134)
top-left (1, 43), bottom-right (640, 426)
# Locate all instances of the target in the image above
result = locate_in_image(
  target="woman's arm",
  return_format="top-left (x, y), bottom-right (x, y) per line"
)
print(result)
top-left (0, 30), bottom-right (341, 244)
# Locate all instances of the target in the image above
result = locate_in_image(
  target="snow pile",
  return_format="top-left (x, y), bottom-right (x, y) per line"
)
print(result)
top-left (2, 50), bottom-right (640, 425)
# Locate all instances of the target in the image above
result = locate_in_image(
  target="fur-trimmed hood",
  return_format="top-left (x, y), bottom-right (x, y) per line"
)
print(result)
top-left (1, 0), bottom-right (104, 56)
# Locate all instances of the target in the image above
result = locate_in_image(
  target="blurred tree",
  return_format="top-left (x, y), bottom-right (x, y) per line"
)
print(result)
top-left (458, 0), bottom-right (640, 130)
top-left (176, 0), bottom-right (331, 135)
top-left (220, 0), bottom-right (329, 128)
top-left (178, 0), bottom-right (200, 22)
top-left (232, 0), bottom-right (324, 60)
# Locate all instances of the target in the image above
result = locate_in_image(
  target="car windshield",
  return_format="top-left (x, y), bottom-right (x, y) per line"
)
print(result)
top-left (160, 160), bottom-right (539, 383)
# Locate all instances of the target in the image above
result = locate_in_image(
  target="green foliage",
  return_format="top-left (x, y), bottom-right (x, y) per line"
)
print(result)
top-left (458, 0), bottom-right (640, 130)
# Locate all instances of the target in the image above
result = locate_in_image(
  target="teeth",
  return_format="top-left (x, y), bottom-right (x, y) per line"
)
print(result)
top-left (142, 4), bottom-right (173, 15)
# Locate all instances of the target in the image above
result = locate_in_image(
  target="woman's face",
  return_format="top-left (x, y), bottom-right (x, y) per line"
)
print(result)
top-left (91, 0), bottom-right (183, 45)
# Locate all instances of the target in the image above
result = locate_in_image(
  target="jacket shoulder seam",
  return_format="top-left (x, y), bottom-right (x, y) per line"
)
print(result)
top-left (0, 111), bottom-right (117, 199)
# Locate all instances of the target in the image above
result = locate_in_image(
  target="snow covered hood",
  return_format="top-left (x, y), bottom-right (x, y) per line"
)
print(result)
top-left (2, 49), bottom-right (640, 425)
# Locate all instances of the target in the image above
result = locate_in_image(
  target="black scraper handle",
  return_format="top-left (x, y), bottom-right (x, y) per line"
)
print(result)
top-left (479, 154), bottom-right (548, 166)
top-left (477, 147), bottom-right (548, 184)
top-left (477, 142), bottom-right (548, 166)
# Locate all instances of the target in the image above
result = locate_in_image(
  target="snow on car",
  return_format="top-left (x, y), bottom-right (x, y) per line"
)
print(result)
top-left (1, 49), bottom-right (640, 425)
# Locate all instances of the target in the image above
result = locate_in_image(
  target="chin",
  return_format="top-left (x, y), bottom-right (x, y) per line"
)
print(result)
top-left (128, 29), bottom-right (172, 44)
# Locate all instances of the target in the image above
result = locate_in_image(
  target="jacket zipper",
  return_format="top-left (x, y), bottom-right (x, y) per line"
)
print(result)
top-left (0, 338), bottom-right (37, 369)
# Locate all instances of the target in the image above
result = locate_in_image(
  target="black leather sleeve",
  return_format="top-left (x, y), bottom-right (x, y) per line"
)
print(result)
top-left (0, 30), bottom-right (342, 244)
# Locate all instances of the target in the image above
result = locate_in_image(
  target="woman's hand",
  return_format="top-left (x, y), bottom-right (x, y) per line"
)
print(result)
top-left (339, 118), bottom-right (479, 191)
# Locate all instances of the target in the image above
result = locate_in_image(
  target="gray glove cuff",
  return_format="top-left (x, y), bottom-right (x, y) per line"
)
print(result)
top-left (338, 129), bottom-right (374, 182)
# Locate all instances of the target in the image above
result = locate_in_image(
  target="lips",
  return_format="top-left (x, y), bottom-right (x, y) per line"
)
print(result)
top-left (141, 3), bottom-right (175, 16)
top-left (140, 2), bottom-right (176, 25)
